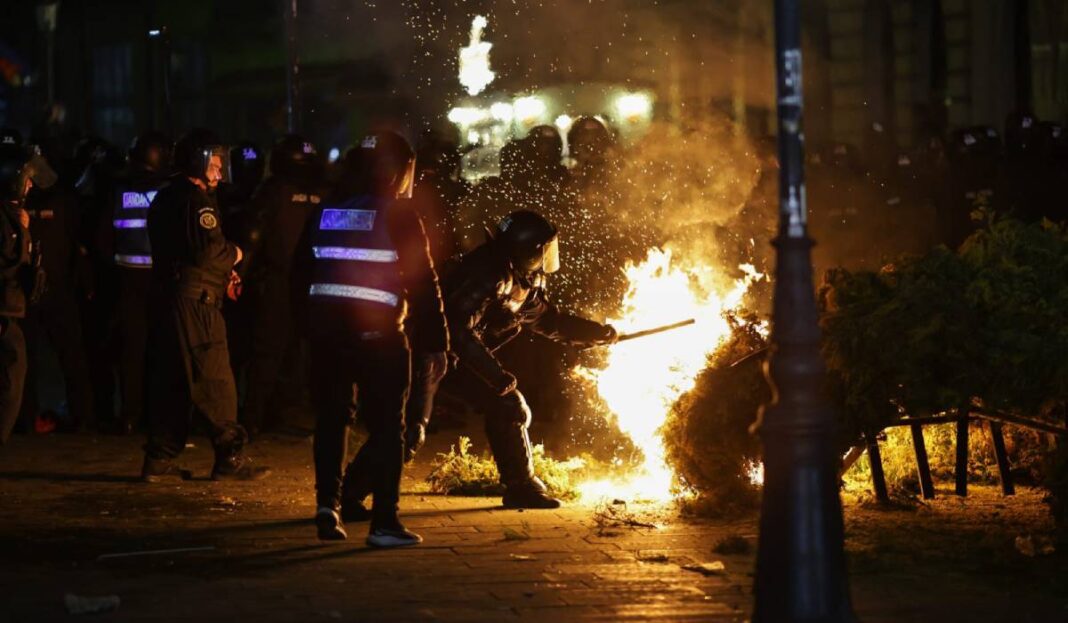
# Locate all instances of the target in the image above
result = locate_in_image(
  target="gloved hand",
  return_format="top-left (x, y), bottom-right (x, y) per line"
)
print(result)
top-left (420, 351), bottom-right (449, 385)
top-left (492, 371), bottom-right (518, 396)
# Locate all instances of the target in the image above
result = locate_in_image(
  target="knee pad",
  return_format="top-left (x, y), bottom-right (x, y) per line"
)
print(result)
top-left (500, 390), bottom-right (532, 427)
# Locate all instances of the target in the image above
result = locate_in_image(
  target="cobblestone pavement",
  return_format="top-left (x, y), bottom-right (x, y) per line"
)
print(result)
top-left (1, 432), bottom-right (1066, 622)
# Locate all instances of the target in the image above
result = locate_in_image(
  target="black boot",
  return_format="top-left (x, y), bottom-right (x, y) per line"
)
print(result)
top-left (315, 507), bottom-right (348, 541)
top-left (211, 453), bottom-right (271, 481)
top-left (212, 427), bottom-right (271, 481)
top-left (502, 477), bottom-right (562, 509)
top-left (141, 456), bottom-right (184, 483)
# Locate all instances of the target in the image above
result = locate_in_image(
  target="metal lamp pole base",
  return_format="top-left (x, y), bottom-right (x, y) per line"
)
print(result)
top-left (751, 0), bottom-right (857, 621)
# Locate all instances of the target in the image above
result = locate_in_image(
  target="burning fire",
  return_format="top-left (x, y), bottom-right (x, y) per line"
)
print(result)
top-left (576, 248), bottom-right (759, 502)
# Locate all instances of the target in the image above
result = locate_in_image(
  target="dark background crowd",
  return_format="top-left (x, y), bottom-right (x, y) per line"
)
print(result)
top-left (1, 99), bottom-right (1066, 449)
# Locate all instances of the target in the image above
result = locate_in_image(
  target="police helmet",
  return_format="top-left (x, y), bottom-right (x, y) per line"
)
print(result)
top-left (355, 131), bottom-right (416, 197)
top-left (0, 127), bottom-right (24, 148)
top-left (268, 134), bottom-right (322, 183)
top-left (230, 141), bottom-right (266, 187)
top-left (174, 128), bottom-right (229, 185)
top-left (567, 116), bottom-right (612, 162)
top-left (495, 210), bottom-right (560, 274)
top-left (129, 130), bottom-right (173, 173)
top-left (1004, 112), bottom-right (1043, 157)
top-left (498, 140), bottom-right (525, 179)
top-left (527, 125), bottom-right (563, 162)
top-left (0, 144), bottom-right (33, 203)
top-left (949, 126), bottom-right (1001, 162)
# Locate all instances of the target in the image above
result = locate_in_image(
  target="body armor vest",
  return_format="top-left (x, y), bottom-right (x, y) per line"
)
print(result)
top-left (307, 195), bottom-right (407, 340)
top-left (113, 179), bottom-right (163, 268)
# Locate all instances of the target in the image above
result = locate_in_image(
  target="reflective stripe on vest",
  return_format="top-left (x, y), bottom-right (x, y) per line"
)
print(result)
top-left (113, 182), bottom-right (160, 267)
top-left (312, 246), bottom-right (398, 263)
top-left (114, 254), bottom-right (152, 267)
top-left (113, 218), bottom-right (147, 229)
top-left (308, 283), bottom-right (399, 307)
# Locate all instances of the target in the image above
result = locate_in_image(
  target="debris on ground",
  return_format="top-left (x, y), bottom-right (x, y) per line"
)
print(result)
top-left (502, 523), bottom-right (531, 541)
top-left (509, 553), bottom-right (537, 561)
top-left (682, 560), bottom-right (727, 576)
top-left (64, 593), bottom-right (120, 615)
top-left (712, 534), bottom-right (751, 555)
top-left (591, 500), bottom-right (659, 535)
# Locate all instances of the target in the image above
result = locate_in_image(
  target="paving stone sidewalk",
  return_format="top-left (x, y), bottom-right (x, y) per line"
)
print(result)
top-left (0, 433), bottom-right (1065, 622)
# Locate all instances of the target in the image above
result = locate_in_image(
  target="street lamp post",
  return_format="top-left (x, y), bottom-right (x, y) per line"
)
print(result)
top-left (283, 0), bottom-right (302, 133)
top-left (751, 1), bottom-right (856, 622)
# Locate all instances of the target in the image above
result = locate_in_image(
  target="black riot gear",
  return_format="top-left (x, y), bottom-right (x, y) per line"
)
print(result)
top-left (1004, 112), bottom-right (1042, 159)
top-left (129, 131), bottom-right (173, 173)
top-left (347, 131), bottom-right (416, 198)
top-left (267, 134), bottom-right (320, 185)
top-left (0, 144), bottom-right (33, 443)
top-left (229, 141), bottom-right (266, 191)
top-left (567, 116), bottom-right (612, 165)
top-left (494, 210), bottom-right (560, 275)
top-left (0, 145), bottom-right (32, 204)
top-left (174, 128), bottom-right (228, 186)
top-left (437, 230), bottom-right (617, 509)
top-left (527, 125), bottom-right (563, 163)
top-left (294, 149), bottom-right (447, 543)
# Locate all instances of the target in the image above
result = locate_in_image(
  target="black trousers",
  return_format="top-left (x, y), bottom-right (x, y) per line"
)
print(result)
top-left (345, 352), bottom-right (444, 496)
top-left (455, 368), bottom-right (537, 489)
top-left (348, 363), bottom-right (535, 493)
top-left (311, 333), bottom-right (409, 521)
top-left (0, 319), bottom-right (27, 445)
top-left (114, 269), bottom-right (151, 428)
top-left (20, 291), bottom-right (95, 428)
top-left (145, 294), bottom-right (243, 460)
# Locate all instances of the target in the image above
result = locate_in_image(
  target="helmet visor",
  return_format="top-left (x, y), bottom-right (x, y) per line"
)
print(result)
top-left (541, 236), bottom-right (560, 274)
top-left (203, 146), bottom-right (231, 186)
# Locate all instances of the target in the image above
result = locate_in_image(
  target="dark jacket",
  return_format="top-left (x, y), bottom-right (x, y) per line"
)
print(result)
top-left (443, 243), bottom-right (610, 388)
top-left (0, 202), bottom-right (31, 318)
top-left (27, 186), bottom-right (88, 297)
top-left (292, 195), bottom-right (448, 353)
top-left (241, 176), bottom-right (322, 282)
top-left (147, 176), bottom-right (238, 297)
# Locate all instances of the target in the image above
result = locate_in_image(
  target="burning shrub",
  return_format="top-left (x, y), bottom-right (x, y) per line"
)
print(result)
top-left (426, 436), bottom-right (583, 500)
top-left (661, 314), bottom-right (769, 515)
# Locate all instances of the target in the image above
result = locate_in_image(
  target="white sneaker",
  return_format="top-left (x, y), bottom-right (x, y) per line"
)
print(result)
top-left (366, 525), bottom-right (422, 548)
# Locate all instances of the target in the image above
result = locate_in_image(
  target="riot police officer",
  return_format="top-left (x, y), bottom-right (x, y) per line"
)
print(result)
top-left (104, 131), bottom-right (172, 433)
top-left (141, 128), bottom-right (268, 482)
top-left (293, 131), bottom-right (448, 546)
top-left (240, 135), bottom-right (323, 436)
top-left (0, 144), bottom-right (36, 444)
top-left (442, 210), bottom-right (618, 509)
top-left (20, 143), bottom-right (94, 432)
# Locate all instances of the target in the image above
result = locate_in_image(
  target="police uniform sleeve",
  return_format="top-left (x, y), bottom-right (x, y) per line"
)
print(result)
top-left (445, 268), bottom-right (512, 389)
top-left (387, 204), bottom-right (449, 353)
top-left (188, 191), bottom-right (237, 271)
top-left (524, 289), bottom-right (614, 346)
